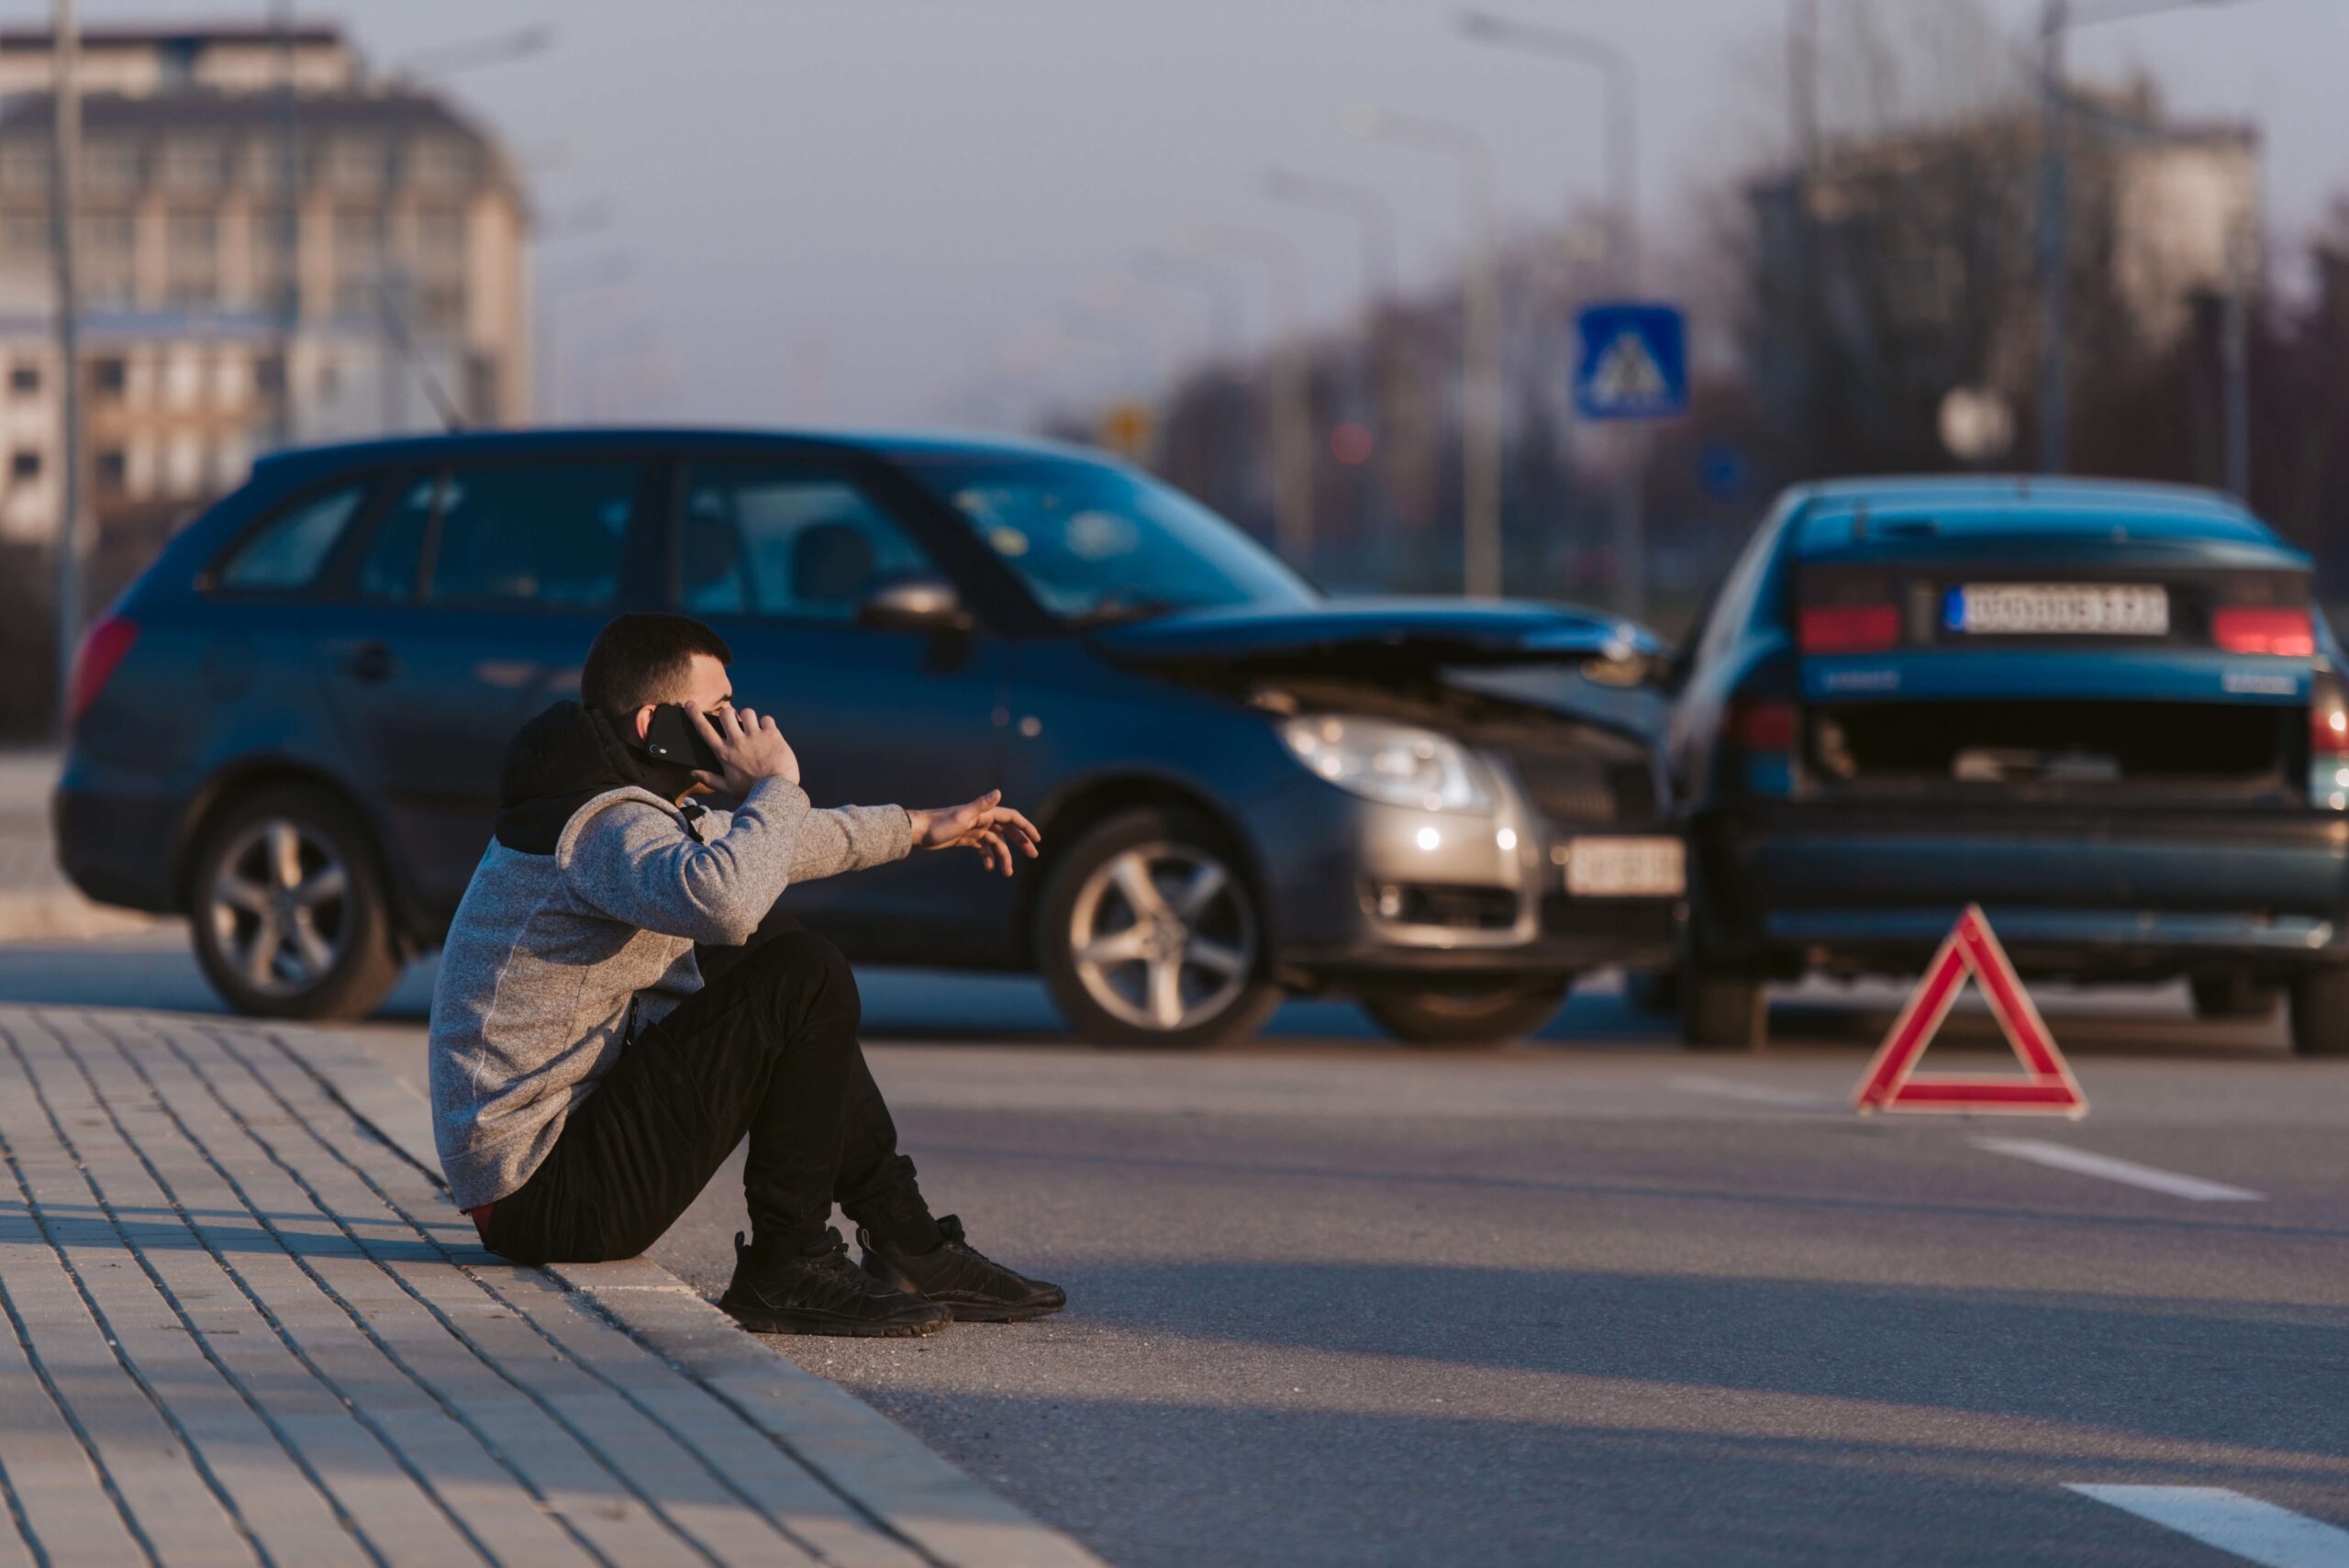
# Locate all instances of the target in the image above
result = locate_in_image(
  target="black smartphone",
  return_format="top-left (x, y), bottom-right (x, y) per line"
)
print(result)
top-left (641, 703), bottom-right (724, 772)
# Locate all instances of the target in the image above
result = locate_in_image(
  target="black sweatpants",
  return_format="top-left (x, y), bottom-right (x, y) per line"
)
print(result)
top-left (480, 909), bottom-right (928, 1264)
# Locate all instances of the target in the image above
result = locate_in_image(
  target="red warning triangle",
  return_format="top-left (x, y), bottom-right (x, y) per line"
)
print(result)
top-left (1853, 906), bottom-right (2087, 1117)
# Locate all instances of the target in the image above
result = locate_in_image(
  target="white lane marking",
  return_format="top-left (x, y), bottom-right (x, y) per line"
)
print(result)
top-left (1666, 1073), bottom-right (1836, 1109)
top-left (1976, 1138), bottom-right (2266, 1203)
top-left (2068, 1485), bottom-right (2349, 1567)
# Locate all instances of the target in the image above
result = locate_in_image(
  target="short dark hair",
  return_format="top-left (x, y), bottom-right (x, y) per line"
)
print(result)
top-left (580, 612), bottom-right (731, 715)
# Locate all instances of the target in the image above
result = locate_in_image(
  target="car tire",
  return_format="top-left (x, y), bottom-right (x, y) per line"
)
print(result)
top-left (2190, 973), bottom-right (2276, 1021)
top-left (1681, 970), bottom-right (1766, 1051)
top-left (1038, 806), bottom-right (1282, 1051)
top-left (1361, 979), bottom-right (1571, 1050)
top-left (188, 784), bottom-right (402, 1021)
top-left (2288, 968), bottom-right (2349, 1057)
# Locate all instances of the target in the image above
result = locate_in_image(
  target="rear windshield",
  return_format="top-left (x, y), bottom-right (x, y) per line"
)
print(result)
top-left (1797, 506), bottom-right (2280, 557)
top-left (905, 457), bottom-right (1314, 624)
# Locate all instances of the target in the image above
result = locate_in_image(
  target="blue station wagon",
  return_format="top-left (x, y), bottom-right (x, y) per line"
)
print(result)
top-left (1668, 475), bottom-right (2349, 1053)
top-left (56, 428), bottom-right (1684, 1049)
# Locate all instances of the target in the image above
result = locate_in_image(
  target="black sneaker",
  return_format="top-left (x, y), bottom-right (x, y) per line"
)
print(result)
top-left (857, 1215), bottom-right (1067, 1323)
top-left (719, 1229), bottom-right (952, 1338)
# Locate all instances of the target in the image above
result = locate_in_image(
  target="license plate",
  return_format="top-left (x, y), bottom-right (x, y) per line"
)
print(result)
top-left (1946, 583), bottom-right (2168, 637)
top-left (1563, 837), bottom-right (1685, 898)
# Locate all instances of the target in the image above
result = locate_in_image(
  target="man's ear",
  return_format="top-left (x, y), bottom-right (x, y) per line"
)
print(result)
top-left (632, 704), bottom-right (656, 743)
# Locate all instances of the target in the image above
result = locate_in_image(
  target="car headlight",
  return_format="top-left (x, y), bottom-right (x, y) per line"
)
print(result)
top-left (1279, 714), bottom-right (1497, 813)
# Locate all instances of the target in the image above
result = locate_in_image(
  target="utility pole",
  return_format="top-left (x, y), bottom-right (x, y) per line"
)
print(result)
top-left (1262, 169), bottom-right (1398, 575)
top-left (1130, 250), bottom-right (1246, 364)
top-left (1456, 12), bottom-right (1643, 617)
top-left (2221, 221), bottom-right (2252, 499)
top-left (1788, 0), bottom-right (1819, 168)
top-left (1346, 107), bottom-right (1502, 599)
top-left (50, 0), bottom-right (82, 730)
top-left (1788, 0), bottom-right (1821, 480)
top-left (271, 0), bottom-right (298, 449)
top-left (2036, 0), bottom-right (2071, 473)
top-left (1205, 228), bottom-right (1314, 573)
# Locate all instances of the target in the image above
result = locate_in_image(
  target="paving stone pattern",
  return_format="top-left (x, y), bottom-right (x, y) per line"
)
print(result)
top-left (0, 1006), bottom-right (950, 1568)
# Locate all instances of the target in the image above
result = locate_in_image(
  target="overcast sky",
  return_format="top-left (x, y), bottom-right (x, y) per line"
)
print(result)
top-left (67, 0), bottom-right (2349, 428)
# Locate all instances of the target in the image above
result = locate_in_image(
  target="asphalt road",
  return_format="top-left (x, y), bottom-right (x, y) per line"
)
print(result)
top-left (7, 931), bottom-right (2348, 1567)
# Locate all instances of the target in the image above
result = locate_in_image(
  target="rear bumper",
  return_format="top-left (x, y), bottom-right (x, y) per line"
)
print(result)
top-left (1695, 802), bottom-right (2349, 977)
top-left (53, 774), bottom-right (187, 914)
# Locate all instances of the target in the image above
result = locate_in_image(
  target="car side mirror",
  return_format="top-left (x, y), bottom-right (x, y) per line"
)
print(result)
top-left (858, 578), bottom-right (973, 635)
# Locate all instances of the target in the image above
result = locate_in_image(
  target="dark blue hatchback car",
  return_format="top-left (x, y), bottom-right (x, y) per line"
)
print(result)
top-left (57, 428), bottom-right (1683, 1048)
top-left (1668, 475), bottom-right (2349, 1053)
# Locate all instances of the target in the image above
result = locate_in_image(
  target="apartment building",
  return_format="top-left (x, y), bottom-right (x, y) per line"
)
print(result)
top-left (0, 23), bottom-right (529, 601)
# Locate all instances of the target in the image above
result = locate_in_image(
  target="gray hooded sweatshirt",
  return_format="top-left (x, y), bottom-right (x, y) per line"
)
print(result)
top-left (427, 702), bottom-right (909, 1211)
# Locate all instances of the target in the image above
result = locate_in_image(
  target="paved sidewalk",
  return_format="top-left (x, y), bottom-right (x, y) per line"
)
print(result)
top-left (0, 1005), bottom-right (1101, 1568)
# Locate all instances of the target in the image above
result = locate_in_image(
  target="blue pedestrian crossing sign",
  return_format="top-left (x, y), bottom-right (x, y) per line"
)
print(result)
top-left (1574, 302), bottom-right (1687, 421)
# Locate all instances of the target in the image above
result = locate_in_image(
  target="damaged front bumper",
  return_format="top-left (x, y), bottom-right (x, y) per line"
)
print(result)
top-left (1240, 769), bottom-right (1684, 993)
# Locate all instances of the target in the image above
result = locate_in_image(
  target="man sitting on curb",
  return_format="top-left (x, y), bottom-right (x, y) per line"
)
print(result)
top-left (429, 611), bottom-right (1063, 1337)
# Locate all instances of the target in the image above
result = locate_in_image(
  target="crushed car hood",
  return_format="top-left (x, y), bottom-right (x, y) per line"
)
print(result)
top-left (1086, 598), bottom-right (1659, 676)
top-left (1089, 598), bottom-right (1669, 745)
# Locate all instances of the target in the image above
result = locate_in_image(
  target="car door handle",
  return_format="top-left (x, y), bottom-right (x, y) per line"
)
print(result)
top-left (343, 642), bottom-right (398, 684)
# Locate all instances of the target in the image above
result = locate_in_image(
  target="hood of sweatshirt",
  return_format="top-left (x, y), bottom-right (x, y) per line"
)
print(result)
top-left (493, 701), bottom-right (686, 855)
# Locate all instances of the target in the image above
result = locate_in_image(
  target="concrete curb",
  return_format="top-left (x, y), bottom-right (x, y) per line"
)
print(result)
top-left (288, 1026), bottom-right (1104, 1568)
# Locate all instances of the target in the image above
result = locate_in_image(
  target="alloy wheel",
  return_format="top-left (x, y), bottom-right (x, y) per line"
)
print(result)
top-left (205, 817), bottom-right (352, 998)
top-left (1067, 840), bottom-right (1256, 1032)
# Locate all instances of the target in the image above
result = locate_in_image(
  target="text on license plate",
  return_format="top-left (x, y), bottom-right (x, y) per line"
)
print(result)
top-left (1945, 583), bottom-right (2168, 636)
top-left (1563, 837), bottom-right (1685, 898)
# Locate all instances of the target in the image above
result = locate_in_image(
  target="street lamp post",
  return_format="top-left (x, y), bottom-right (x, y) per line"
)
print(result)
top-left (1457, 11), bottom-right (1638, 288)
top-left (1457, 9), bottom-right (1650, 618)
top-left (2037, 0), bottom-right (2263, 477)
top-left (1345, 106), bottom-right (1503, 600)
top-left (49, 0), bottom-right (82, 731)
top-left (1262, 170), bottom-right (1398, 304)
top-left (1203, 227), bottom-right (1315, 572)
top-left (1088, 278), bottom-right (1197, 381)
top-left (1263, 169), bottom-right (1402, 581)
top-left (1130, 249), bottom-right (1247, 365)
top-left (1060, 308), bottom-right (1157, 400)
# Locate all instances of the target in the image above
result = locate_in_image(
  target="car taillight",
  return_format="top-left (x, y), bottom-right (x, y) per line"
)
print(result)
top-left (2310, 673), bottom-right (2349, 808)
top-left (2313, 689), bottom-right (2349, 759)
top-left (65, 614), bottom-right (138, 728)
top-left (2213, 606), bottom-right (2315, 657)
top-left (1730, 696), bottom-right (1797, 753)
top-left (1798, 604), bottom-right (1901, 654)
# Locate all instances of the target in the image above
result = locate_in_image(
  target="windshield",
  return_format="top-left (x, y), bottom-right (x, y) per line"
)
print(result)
top-left (908, 456), bottom-right (1316, 623)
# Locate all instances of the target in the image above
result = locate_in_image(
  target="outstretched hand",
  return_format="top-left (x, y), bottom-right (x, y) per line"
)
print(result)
top-left (907, 790), bottom-right (1041, 877)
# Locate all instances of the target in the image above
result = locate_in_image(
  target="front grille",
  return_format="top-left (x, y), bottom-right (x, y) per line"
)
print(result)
top-left (1485, 732), bottom-right (1661, 827)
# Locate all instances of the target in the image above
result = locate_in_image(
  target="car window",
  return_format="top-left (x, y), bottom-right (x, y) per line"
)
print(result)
top-left (679, 465), bottom-right (942, 622)
top-left (355, 474), bottom-right (434, 603)
top-left (903, 456), bottom-right (1313, 623)
top-left (216, 483), bottom-right (367, 592)
top-left (429, 463), bottom-right (637, 610)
